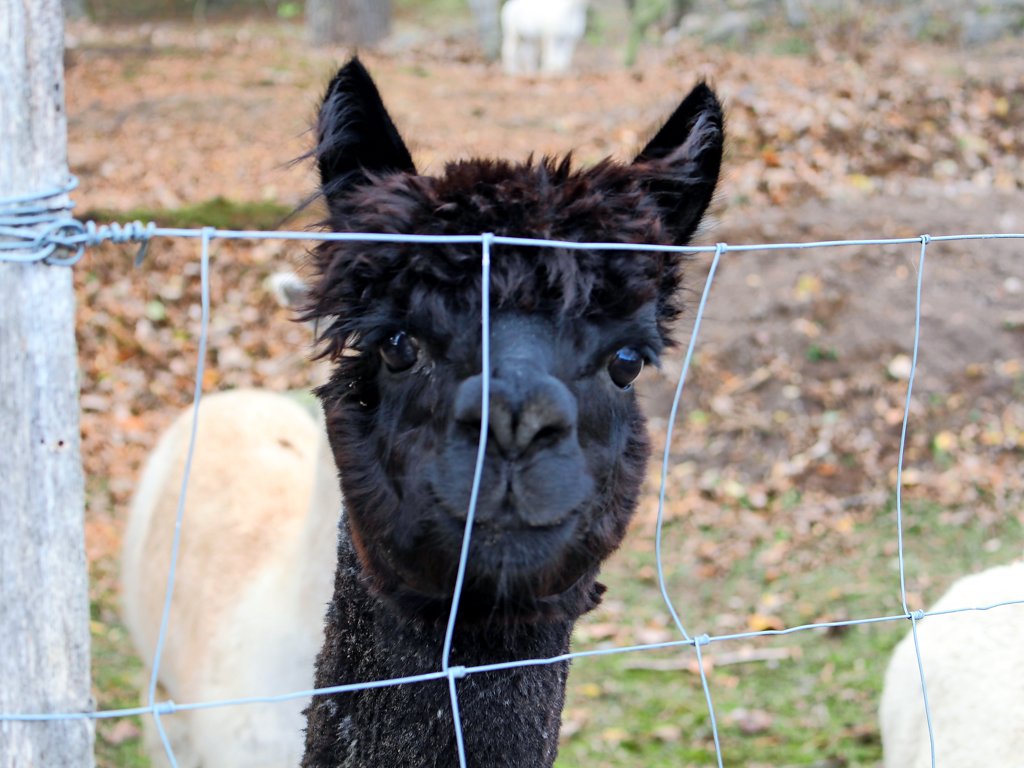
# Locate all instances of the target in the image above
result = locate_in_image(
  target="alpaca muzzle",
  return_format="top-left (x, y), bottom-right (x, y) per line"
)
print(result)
top-left (443, 315), bottom-right (593, 530)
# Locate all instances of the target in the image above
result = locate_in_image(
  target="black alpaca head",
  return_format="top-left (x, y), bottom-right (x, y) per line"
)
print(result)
top-left (306, 59), bottom-right (723, 625)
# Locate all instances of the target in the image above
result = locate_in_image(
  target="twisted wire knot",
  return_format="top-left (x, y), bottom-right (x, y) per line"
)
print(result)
top-left (0, 176), bottom-right (154, 266)
top-left (152, 700), bottom-right (179, 716)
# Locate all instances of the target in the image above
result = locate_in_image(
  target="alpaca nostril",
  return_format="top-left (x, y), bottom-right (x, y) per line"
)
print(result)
top-left (513, 401), bottom-right (573, 455)
top-left (531, 423), bottom-right (570, 449)
top-left (454, 380), bottom-right (514, 448)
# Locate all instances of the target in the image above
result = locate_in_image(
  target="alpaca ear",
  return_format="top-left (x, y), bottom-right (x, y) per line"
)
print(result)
top-left (266, 271), bottom-right (309, 311)
top-left (316, 58), bottom-right (416, 210)
top-left (633, 83), bottom-right (724, 245)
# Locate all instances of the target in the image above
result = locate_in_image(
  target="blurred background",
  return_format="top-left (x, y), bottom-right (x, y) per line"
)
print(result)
top-left (67, 1), bottom-right (1023, 765)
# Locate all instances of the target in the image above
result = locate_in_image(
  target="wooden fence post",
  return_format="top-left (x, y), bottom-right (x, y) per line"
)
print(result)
top-left (0, 1), bottom-right (95, 765)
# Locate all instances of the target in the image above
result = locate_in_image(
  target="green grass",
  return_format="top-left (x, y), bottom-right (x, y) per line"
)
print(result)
top-left (91, 559), bottom-right (149, 768)
top-left (86, 0), bottom-right (469, 26)
top-left (771, 35), bottom-right (815, 57)
top-left (82, 196), bottom-right (297, 232)
top-left (395, 0), bottom-right (466, 16)
top-left (805, 344), bottom-right (839, 363)
top-left (90, 492), bottom-right (1021, 767)
top-left (556, 499), bottom-right (1022, 766)
top-left (85, 0), bottom-right (285, 22)
top-left (394, 0), bottom-right (470, 29)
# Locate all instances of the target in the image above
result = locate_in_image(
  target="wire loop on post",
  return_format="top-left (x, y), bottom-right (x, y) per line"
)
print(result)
top-left (0, 176), bottom-right (78, 265)
top-left (0, 176), bottom-right (157, 266)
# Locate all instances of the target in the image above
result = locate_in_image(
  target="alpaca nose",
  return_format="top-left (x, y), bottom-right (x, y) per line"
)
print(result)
top-left (454, 368), bottom-right (577, 458)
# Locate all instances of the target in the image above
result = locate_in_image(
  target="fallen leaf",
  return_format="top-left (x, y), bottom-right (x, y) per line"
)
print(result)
top-left (746, 613), bottom-right (785, 632)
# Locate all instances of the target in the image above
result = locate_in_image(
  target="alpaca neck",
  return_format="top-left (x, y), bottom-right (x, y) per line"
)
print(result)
top-left (302, 529), bottom-right (579, 768)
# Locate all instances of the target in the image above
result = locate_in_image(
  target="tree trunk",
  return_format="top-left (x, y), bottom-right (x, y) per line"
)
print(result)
top-left (0, 1), bottom-right (93, 766)
top-left (306, 0), bottom-right (392, 47)
top-left (63, 0), bottom-right (87, 21)
top-left (666, 0), bottom-right (694, 29)
top-left (468, 0), bottom-right (501, 61)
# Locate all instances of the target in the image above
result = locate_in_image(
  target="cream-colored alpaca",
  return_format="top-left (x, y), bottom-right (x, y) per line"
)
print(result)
top-left (121, 388), bottom-right (340, 767)
top-left (879, 560), bottom-right (1024, 768)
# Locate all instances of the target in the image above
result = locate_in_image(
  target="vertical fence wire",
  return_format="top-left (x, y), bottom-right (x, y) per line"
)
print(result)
top-left (2, 219), bottom-right (1024, 766)
top-left (655, 242), bottom-right (726, 643)
top-left (441, 232), bottom-right (493, 768)
top-left (896, 235), bottom-right (929, 618)
top-left (892, 235), bottom-right (939, 768)
top-left (146, 227), bottom-right (214, 768)
top-left (693, 635), bottom-right (724, 768)
top-left (654, 242), bottom-right (727, 765)
top-left (908, 614), bottom-right (936, 768)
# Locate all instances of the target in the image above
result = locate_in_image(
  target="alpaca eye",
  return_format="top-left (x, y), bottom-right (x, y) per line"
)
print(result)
top-left (380, 331), bottom-right (419, 372)
top-left (607, 348), bottom-right (644, 389)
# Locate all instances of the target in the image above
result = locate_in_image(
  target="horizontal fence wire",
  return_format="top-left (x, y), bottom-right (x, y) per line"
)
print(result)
top-left (2, 191), bottom-right (1024, 767)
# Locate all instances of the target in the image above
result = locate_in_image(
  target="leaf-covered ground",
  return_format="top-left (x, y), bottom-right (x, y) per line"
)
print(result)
top-left (64, 5), bottom-right (1023, 765)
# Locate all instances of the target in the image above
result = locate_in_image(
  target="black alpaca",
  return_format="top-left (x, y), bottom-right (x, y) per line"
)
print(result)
top-left (301, 59), bottom-right (723, 767)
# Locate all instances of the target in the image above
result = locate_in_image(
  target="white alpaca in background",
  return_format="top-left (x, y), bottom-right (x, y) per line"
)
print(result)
top-left (121, 388), bottom-right (340, 767)
top-left (121, 278), bottom-right (340, 767)
top-left (501, 0), bottom-right (589, 75)
top-left (879, 560), bottom-right (1024, 768)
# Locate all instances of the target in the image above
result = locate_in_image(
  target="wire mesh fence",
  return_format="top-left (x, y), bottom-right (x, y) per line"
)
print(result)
top-left (2, 177), bottom-right (1024, 767)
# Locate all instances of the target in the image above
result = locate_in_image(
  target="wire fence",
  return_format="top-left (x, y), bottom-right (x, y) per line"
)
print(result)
top-left (2, 177), bottom-right (1024, 767)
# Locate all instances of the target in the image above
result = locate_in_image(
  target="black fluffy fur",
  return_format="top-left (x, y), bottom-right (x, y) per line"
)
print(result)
top-left (301, 58), bottom-right (724, 768)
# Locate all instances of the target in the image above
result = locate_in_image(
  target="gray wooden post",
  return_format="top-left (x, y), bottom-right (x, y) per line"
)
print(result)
top-left (0, 0), bottom-right (95, 766)
top-left (468, 0), bottom-right (502, 61)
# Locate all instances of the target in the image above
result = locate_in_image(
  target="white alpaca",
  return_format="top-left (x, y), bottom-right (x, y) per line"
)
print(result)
top-left (879, 560), bottom-right (1024, 768)
top-left (121, 388), bottom-right (341, 767)
top-left (501, 0), bottom-right (588, 75)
